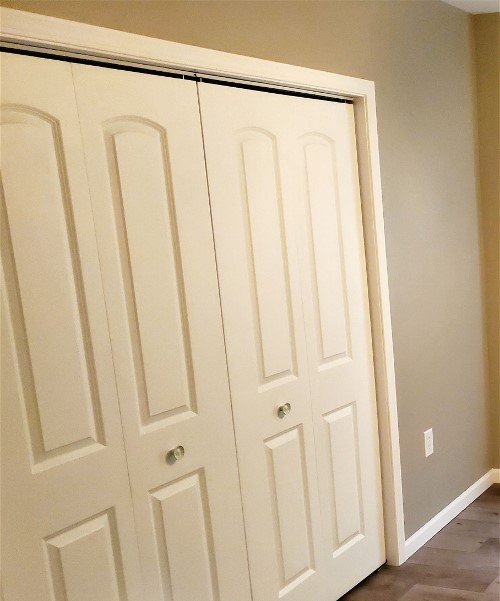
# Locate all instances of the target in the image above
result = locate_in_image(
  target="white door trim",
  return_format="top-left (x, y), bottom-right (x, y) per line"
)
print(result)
top-left (0, 7), bottom-right (407, 566)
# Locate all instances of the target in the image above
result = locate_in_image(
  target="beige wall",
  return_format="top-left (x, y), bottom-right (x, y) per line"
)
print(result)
top-left (472, 13), bottom-right (499, 469)
top-left (1, 0), bottom-right (492, 538)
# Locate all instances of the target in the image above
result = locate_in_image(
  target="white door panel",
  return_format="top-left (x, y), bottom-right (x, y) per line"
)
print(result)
top-left (293, 102), bottom-right (385, 598)
top-left (198, 83), bottom-right (327, 601)
top-left (71, 64), bottom-right (251, 601)
top-left (199, 83), bottom-right (385, 601)
top-left (1, 53), bottom-right (143, 601)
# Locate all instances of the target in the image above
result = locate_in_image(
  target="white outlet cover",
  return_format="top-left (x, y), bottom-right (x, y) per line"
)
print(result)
top-left (424, 428), bottom-right (434, 457)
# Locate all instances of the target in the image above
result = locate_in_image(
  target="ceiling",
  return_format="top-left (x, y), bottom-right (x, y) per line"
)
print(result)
top-left (441, 0), bottom-right (500, 13)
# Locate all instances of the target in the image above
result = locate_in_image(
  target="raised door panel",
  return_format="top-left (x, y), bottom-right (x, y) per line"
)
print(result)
top-left (45, 511), bottom-right (126, 601)
top-left (324, 405), bottom-right (363, 552)
top-left (72, 64), bottom-right (251, 601)
top-left (1, 52), bottom-right (143, 601)
top-left (265, 427), bottom-right (315, 593)
top-left (303, 140), bottom-right (351, 365)
top-left (198, 83), bottom-right (326, 601)
top-left (1, 109), bottom-right (103, 463)
top-left (240, 134), bottom-right (296, 383)
top-left (293, 103), bottom-right (385, 598)
top-left (150, 471), bottom-right (217, 601)
top-left (103, 123), bottom-right (195, 426)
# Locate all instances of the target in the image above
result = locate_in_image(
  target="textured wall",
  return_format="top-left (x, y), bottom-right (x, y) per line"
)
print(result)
top-left (2, 0), bottom-right (491, 538)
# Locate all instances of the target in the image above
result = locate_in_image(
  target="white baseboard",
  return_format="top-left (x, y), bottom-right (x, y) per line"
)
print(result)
top-left (404, 468), bottom-right (497, 561)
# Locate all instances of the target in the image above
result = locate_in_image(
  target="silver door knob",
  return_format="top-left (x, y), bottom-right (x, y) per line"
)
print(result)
top-left (166, 445), bottom-right (185, 464)
top-left (277, 403), bottom-right (292, 418)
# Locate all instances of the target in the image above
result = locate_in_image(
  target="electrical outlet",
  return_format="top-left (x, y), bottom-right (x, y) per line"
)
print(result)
top-left (424, 428), bottom-right (434, 457)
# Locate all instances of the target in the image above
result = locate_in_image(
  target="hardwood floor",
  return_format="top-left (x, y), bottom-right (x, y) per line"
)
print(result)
top-left (340, 484), bottom-right (500, 601)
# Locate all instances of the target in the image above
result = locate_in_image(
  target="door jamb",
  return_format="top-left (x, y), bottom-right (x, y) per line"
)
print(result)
top-left (0, 7), bottom-right (407, 566)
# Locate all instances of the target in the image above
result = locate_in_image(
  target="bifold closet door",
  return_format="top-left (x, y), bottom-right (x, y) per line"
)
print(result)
top-left (290, 93), bottom-right (385, 598)
top-left (1, 53), bottom-right (143, 601)
top-left (198, 83), bottom-right (385, 600)
top-left (71, 65), bottom-right (252, 601)
top-left (198, 83), bottom-right (328, 601)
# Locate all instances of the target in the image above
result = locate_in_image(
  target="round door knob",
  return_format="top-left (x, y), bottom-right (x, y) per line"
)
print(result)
top-left (166, 445), bottom-right (185, 464)
top-left (277, 403), bottom-right (292, 418)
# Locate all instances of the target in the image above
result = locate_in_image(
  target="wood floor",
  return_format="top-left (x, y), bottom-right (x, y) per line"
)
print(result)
top-left (340, 484), bottom-right (500, 601)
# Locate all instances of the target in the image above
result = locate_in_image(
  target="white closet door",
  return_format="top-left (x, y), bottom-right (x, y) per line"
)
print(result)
top-left (198, 83), bottom-right (328, 601)
top-left (1, 53), bottom-right (143, 601)
top-left (199, 83), bottom-right (385, 600)
top-left (71, 65), bottom-right (251, 601)
top-left (291, 100), bottom-right (385, 598)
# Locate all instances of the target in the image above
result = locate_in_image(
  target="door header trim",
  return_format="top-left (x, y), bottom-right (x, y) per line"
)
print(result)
top-left (0, 8), bottom-right (372, 97)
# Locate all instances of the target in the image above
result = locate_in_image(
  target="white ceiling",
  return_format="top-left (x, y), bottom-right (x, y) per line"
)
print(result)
top-left (441, 0), bottom-right (500, 13)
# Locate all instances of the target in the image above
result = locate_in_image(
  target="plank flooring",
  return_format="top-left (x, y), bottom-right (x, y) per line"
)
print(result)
top-left (340, 484), bottom-right (500, 601)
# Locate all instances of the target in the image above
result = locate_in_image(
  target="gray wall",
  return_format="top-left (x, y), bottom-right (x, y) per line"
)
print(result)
top-left (473, 13), bottom-right (499, 470)
top-left (3, 0), bottom-right (492, 538)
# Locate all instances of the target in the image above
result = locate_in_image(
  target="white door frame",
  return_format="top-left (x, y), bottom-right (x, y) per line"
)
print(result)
top-left (0, 7), bottom-right (407, 566)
